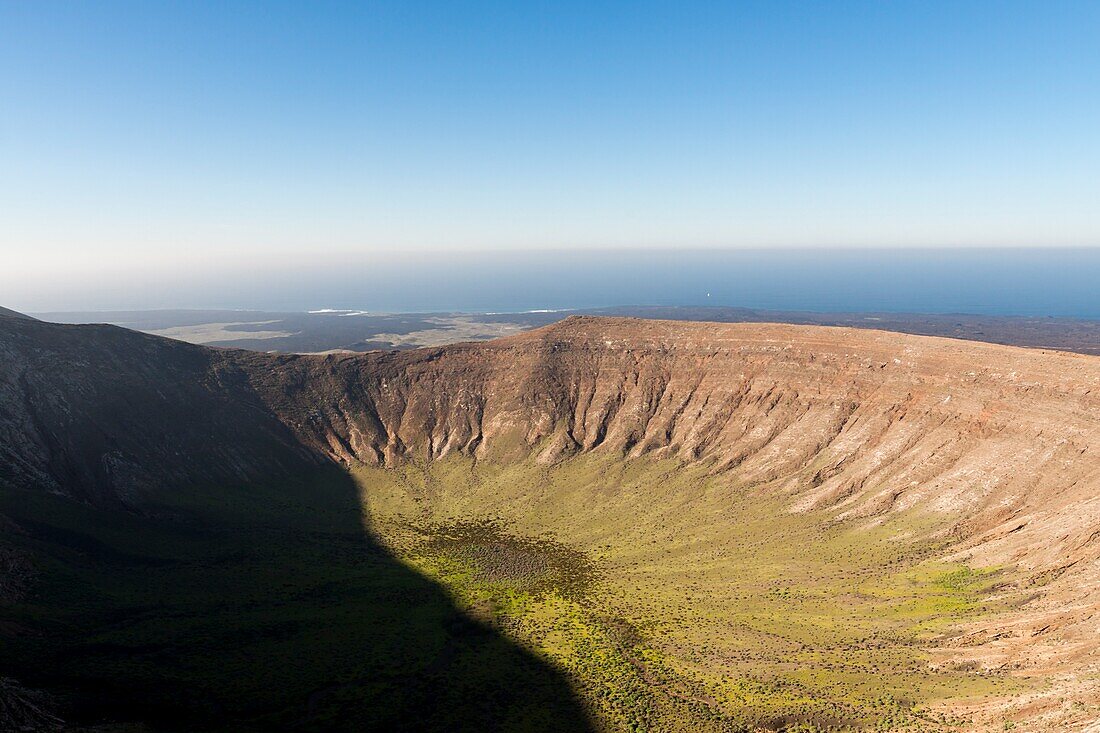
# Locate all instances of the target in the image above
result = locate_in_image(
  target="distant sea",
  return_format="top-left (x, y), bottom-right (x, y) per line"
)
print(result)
top-left (257, 248), bottom-right (1100, 319)
top-left (17, 248), bottom-right (1100, 318)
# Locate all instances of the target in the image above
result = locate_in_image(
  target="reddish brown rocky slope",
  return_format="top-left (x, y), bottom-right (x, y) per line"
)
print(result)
top-left (2, 312), bottom-right (1098, 722)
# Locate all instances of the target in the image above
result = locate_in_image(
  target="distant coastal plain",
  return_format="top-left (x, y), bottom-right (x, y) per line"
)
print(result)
top-left (35, 305), bottom-right (1100, 356)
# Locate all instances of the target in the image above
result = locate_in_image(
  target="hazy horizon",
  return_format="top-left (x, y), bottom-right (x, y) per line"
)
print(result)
top-left (12, 247), bottom-right (1100, 319)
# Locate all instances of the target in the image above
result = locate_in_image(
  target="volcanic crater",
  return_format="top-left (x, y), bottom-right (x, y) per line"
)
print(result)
top-left (2, 312), bottom-right (1099, 731)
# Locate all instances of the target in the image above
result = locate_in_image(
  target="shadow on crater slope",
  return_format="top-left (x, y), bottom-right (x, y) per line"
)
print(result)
top-left (0, 314), bottom-right (593, 732)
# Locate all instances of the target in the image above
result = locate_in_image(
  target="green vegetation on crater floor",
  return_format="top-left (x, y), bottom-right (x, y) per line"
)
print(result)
top-left (357, 455), bottom-right (1028, 732)
top-left (0, 455), bottom-right (1031, 732)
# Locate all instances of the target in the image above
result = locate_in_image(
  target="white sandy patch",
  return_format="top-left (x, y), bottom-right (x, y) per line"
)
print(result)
top-left (146, 321), bottom-right (297, 344)
top-left (368, 317), bottom-right (531, 347)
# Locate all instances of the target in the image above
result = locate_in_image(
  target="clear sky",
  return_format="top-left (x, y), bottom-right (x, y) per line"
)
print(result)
top-left (2, 1), bottom-right (1099, 310)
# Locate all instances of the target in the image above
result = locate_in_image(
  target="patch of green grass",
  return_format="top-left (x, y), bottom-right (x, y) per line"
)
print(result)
top-left (356, 455), bottom-right (1029, 731)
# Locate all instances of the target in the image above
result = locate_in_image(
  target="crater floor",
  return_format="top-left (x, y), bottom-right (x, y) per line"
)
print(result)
top-left (358, 456), bottom-right (1090, 732)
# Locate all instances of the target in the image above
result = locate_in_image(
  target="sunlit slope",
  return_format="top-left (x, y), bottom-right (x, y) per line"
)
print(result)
top-left (258, 318), bottom-right (1100, 648)
top-left (250, 316), bottom-right (1098, 731)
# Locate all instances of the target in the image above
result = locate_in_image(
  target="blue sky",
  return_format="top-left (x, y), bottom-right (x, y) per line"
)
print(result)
top-left (2, 1), bottom-right (1099, 309)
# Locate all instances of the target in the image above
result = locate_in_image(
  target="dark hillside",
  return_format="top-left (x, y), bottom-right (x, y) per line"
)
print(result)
top-left (0, 305), bottom-right (33, 320)
top-left (0, 316), bottom-right (593, 731)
